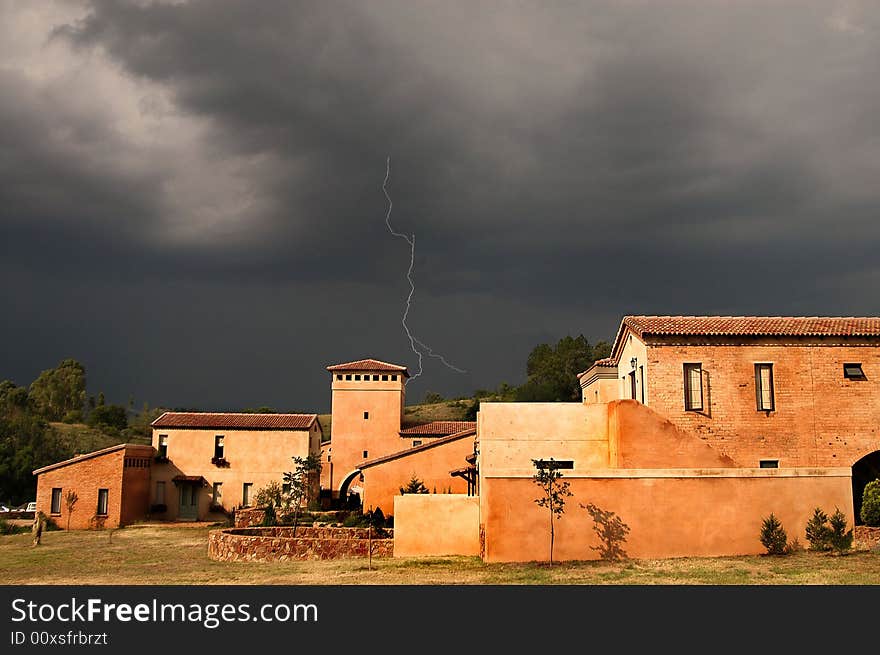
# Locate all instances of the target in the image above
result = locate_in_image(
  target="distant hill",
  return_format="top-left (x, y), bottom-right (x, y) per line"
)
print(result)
top-left (317, 399), bottom-right (476, 442)
top-left (50, 422), bottom-right (151, 455)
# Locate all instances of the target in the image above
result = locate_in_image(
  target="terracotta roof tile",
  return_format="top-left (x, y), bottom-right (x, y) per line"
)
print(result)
top-left (623, 315), bottom-right (880, 339)
top-left (326, 358), bottom-right (409, 376)
top-left (399, 421), bottom-right (477, 436)
top-left (151, 412), bottom-right (317, 430)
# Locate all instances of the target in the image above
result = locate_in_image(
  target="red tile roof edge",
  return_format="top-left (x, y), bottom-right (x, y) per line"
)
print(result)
top-left (151, 412), bottom-right (318, 430)
top-left (33, 443), bottom-right (153, 476)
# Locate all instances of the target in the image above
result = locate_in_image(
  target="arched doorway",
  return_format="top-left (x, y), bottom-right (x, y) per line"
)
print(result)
top-left (338, 470), bottom-right (363, 511)
top-left (852, 451), bottom-right (880, 525)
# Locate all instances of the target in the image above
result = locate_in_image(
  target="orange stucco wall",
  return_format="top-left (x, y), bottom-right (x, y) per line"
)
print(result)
top-left (481, 469), bottom-right (853, 562)
top-left (360, 435), bottom-right (475, 515)
top-left (644, 338), bottom-right (880, 467)
top-left (150, 425), bottom-right (318, 520)
top-left (35, 445), bottom-right (154, 529)
top-left (393, 494), bottom-right (480, 557)
top-left (608, 400), bottom-right (736, 468)
top-left (477, 402), bottom-right (611, 472)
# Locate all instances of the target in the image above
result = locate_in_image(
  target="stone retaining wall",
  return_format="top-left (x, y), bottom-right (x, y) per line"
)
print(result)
top-left (233, 507), bottom-right (266, 528)
top-left (208, 526), bottom-right (394, 562)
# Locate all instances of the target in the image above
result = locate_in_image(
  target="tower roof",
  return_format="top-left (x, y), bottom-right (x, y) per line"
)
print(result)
top-left (326, 358), bottom-right (410, 377)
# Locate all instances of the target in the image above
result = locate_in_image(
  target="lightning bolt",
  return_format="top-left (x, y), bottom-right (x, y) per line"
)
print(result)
top-left (383, 156), bottom-right (466, 383)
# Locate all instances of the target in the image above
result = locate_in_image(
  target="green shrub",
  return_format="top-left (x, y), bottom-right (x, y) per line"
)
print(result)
top-left (0, 518), bottom-right (26, 535)
top-left (805, 508), bottom-right (832, 551)
top-left (861, 480), bottom-right (880, 527)
top-left (828, 508), bottom-right (853, 554)
top-left (262, 503), bottom-right (277, 527)
top-left (760, 514), bottom-right (788, 555)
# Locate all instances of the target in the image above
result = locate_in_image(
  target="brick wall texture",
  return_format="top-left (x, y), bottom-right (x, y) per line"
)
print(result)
top-left (645, 338), bottom-right (880, 467)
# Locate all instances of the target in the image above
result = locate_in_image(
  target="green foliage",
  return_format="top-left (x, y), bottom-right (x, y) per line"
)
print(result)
top-left (124, 404), bottom-right (166, 442)
top-left (28, 359), bottom-right (86, 421)
top-left (860, 480), bottom-right (880, 527)
top-left (0, 518), bottom-right (29, 535)
top-left (828, 508), bottom-right (853, 554)
top-left (0, 412), bottom-right (66, 505)
top-left (516, 336), bottom-right (613, 402)
top-left (282, 454), bottom-right (323, 535)
top-left (805, 508), bottom-right (833, 551)
top-left (253, 481), bottom-right (288, 512)
top-left (399, 474), bottom-right (429, 495)
top-left (759, 514), bottom-right (788, 555)
top-left (532, 458), bottom-right (573, 565)
top-left (243, 406), bottom-right (276, 413)
top-left (422, 391), bottom-right (445, 404)
top-left (87, 404), bottom-right (128, 431)
top-left (0, 381), bottom-right (30, 414)
top-left (262, 503), bottom-right (277, 527)
top-left (582, 503), bottom-right (630, 561)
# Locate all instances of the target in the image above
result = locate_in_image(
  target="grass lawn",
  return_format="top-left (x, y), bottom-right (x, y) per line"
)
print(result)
top-left (1, 526), bottom-right (878, 585)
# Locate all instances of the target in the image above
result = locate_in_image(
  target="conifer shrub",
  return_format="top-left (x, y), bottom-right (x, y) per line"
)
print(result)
top-left (861, 480), bottom-right (880, 527)
top-left (759, 514), bottom-right (788, 555)
top-left (805, 508), bottom-right (832, 551)
top-left (828, 508), bottom-right (853, 555)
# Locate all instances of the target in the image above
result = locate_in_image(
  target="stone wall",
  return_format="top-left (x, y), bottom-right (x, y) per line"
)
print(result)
top-left (208, 526), bottom-right (394, 562)
top-left (233, 507), bottom-right (266, 528)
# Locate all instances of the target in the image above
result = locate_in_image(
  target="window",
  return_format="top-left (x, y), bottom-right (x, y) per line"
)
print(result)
top-left (639, 366), bottom-right (645, 403)
top-left (412, 440), bottom-right (422, 447)
top-left (391, 375), bottom-right (397, 381)
top-left (760, 460), bottom-right (779, 468)
top-left (96, 489), bottom-right (109, 516)
top-left (242, 483), bottom-right (253, 507)
top-left (532, 459), bottom-right (574, 470)
top-left (282, 482), bottom-right (291, 495)
top-left (212, 482), bottom-right (222, 505)
top-left (381, 375), bottom-right (388, 381)
top-left (155, 481), bottom-right (165, 505)
top-left (214, 435), bottom-right (225, 460)
top-left (362, 450), bottom-right (368, 458)
top-left (683, 364), bottom-right (703, 411)
top-left (50, 488), bottom-right (62, 514)
top-left (354, 374), bottom-right (361, 381)
top-left (158, 434), bottom-right (168, 458)
top-left (755, 363), bottom-right (775, 411)
top-left (336, 374), bottom-right (342, 380)
top-left (363, 411), bottom-right (369, 420)
top-left (345, 374), bottom-right (352, 381)
top-left (372, 374), bottom-right (379, 381)
top-left (628, 370), bottom-right (637, 400)
top-left (844, 363), bottom-right (866, 380)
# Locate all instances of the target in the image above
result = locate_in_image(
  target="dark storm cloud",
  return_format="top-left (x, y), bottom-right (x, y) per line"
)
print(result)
top-left (3, 1), bottom-right (880, 409)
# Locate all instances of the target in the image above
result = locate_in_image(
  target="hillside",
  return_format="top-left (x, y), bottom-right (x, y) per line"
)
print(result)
top-left (317, 399), bottom-right (476, 442)
top-left (49, 422), bottom-right (151, 455)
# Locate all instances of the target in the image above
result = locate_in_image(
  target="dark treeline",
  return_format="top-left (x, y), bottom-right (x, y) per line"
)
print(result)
top-left (0, 359), bottom-right (162, 506)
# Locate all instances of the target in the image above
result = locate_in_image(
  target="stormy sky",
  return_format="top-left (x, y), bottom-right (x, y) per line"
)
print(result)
top-left (2, 1), bottom-right (880, 413)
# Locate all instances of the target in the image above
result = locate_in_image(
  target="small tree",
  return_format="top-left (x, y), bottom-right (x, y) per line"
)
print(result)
top-left (828, 507), bottom-right (853, 555)
top-left (581, 503), bottom-right (630, 561)
top-left (860, 480), bottom-right (880, 527)
top-left (805, 507), bottom-right (832, 551)
top-left (760, 514), bottom-right (788, 555)
top-left (399, 474), bottom-right (429, 495)
top-left (282, 454), bottom-right (322, 537)
top-left (64, 490), bottom-right (78, 532)
top-left (262, 502), bottom-right (277, 527)
top-left (532, 458), bottom-right (573, 566)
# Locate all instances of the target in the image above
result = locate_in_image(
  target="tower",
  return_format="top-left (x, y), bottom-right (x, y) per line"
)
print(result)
top-left (325, 358), bottom-right (409, 500)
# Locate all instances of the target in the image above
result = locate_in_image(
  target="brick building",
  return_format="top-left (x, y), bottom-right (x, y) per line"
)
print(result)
top-left (33, 444), bottom-right (154, 530)
top-left (579, 316), bottom-right (880, 518)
